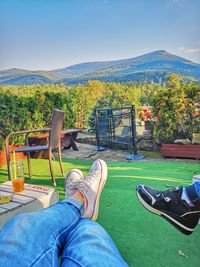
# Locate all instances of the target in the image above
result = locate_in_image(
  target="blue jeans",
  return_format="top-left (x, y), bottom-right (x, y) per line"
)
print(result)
top-left (193, 181), bottom-right (200, 197)
top-left (0, 199), bottom-right (128, 267)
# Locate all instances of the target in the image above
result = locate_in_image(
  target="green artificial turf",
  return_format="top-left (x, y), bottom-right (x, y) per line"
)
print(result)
top-left (0, 158), bottom-right (200, 267)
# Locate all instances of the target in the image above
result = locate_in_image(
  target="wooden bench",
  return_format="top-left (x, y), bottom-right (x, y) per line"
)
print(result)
top-left (28, 129), bottom-right (81, 159)
top-left (0, 181), bottom-right (59, 228)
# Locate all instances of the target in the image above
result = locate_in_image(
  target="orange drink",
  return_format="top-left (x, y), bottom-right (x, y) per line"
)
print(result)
top-left (10, 159), bottom-right (25, 193)
top-left (12, 178), bottom-right (24, 192)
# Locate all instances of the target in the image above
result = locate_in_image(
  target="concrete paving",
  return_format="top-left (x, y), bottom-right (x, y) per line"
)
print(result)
top-left (61, 142), bottom-right (200, 163)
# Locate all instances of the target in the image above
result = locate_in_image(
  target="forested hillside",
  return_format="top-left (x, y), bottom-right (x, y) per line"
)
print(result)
top-left (1, 51), bottom-right (200, 85)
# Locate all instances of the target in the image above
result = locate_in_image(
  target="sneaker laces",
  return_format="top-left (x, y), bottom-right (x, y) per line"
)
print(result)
top-left (66, 181), bottom-right (78, 190)
top-left (77, 171), bottom-right (100, 192)
top-left (156, 186), bottom-right (181, 203)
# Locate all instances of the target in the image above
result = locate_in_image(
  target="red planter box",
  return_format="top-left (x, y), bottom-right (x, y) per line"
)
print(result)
top-left (161, 144), bottom-right (200, 159)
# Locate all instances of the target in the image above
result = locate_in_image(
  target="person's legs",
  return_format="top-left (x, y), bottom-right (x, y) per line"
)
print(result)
top-left (0, 197), bottom-right (83, 267)
top-left (0, 159), bottom-right (110, 267)
top-left (61, 159), bottom-right (128, 267)
top-left (60, 218), bottom-right (128, 267)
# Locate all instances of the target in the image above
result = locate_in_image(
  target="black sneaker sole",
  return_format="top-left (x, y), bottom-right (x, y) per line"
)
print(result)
top-left (136, 191), bottom-right (195, 235)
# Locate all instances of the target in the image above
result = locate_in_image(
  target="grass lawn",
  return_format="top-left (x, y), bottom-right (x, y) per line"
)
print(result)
top-left (0, 158), bottom-right (200, 267)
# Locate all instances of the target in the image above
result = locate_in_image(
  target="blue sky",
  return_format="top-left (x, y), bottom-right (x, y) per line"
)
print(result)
top-left (0, 0), bottom-right (200, 70)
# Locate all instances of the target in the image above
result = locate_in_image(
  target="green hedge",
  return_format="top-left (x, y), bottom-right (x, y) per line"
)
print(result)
top-left (0, 92), bottom-right (74, 147)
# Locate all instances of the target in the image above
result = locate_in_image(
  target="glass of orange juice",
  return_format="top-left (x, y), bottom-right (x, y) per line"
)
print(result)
top-left (10, 160), bottom-right (24, 193)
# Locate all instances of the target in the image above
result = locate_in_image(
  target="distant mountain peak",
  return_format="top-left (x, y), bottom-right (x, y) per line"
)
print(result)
top-left (0, 50), bottom-right (199, 85)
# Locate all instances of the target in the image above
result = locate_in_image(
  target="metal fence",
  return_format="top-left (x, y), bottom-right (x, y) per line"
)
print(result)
top-left (95, 105), bottom-right (137, 155)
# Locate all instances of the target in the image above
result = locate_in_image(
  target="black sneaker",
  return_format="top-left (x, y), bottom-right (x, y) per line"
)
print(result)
top-left (136, 184), bottom-right (200, 235)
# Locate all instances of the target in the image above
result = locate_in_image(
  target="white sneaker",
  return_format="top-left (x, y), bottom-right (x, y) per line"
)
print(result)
top-left (76, 159), bottom-right (108, 220)
top-left (65, 169), bottom-right (84, 197)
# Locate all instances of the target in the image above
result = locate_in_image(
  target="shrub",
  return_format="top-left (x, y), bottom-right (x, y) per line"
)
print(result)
top-left (151, 74), bottom-right (200, 143)
top-left (0, 92), bottom-right (74, 147)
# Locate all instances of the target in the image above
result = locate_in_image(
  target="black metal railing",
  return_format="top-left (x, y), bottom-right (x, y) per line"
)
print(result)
top-left (95, 105), bottom-right (137, 155)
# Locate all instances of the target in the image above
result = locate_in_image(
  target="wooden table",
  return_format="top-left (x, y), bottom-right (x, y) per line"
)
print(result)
top-left (61, 129), bottom-right (80, 150)
top-left (28, 129), bottom-right (81, 159)
top-left (0, 181), bottom-right (59, 228)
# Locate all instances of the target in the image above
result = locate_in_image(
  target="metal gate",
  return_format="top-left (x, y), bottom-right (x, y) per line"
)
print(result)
top-left (95, 105), bottom-right (137, 155)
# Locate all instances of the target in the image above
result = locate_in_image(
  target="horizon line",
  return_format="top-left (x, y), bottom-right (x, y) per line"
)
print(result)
top-left (0, 49), bottom-right (199, 72)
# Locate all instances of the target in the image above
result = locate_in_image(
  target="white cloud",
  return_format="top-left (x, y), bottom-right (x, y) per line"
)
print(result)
top-left (178, 46), bottom-right (186, 50)
top-left (143, 48), bottom-right (151, 52)
top-left (178, 47), bottom-right (200, 53)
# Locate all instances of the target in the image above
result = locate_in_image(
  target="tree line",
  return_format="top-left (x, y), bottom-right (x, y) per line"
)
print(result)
top-left (0, 75), bottom-right (199, 147)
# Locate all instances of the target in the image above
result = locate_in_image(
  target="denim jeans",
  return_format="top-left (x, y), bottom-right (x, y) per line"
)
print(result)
top-left (193, 181), bottom-right (200, 197)
top-left (0, 199), bottom-right (128, 267)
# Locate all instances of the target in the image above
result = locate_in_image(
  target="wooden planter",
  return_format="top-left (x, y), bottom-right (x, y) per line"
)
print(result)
top-left (161, 144), bottom-right (200, 159)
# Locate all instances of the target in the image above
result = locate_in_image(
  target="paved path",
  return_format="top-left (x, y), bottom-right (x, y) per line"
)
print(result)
top-left (61, 142), bottom-right (200, 163)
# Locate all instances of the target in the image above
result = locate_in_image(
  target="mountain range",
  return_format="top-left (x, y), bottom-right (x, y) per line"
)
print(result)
top-left (0, 50), bottom-right (200, 85)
